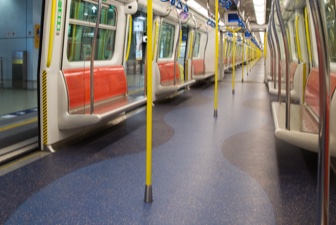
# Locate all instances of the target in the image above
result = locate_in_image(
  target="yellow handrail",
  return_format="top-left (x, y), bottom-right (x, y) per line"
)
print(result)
top-left (145, 0), bottom-right (153, 203)
top-left (226, 27), bottom-right (241, 33)
top-left (178, 29), bottom-right (182, 58)
top-left (295, 16), bottom-right (303, 62)
top-left (242, 34), bottom-right (245, 82)
top-left (125, 15), bottom-right (132, 61)
top-left (232, 34), bottom-right (236, 93)
top-left (47, 0), bottom-right (57, 67)
top-left (214, 0), bottom-right (219, 117)
top-left (304, 7), bottom-right (312, 64)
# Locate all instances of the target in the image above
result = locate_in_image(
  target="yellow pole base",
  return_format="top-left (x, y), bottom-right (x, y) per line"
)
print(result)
top-left (144, 184), bottom-right (153, 203)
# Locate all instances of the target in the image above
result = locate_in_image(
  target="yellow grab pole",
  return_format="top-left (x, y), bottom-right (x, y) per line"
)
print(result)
top-left (232, 33), bottom-right (236, 94)
top-left (145, 0), bottom-right (153, 203)
top-left (249, 41), bottom-right (252, 72)
top-left (214, 0), bottom-right (219, 117)
top-left (246, 43), bottom-right (249, 76)
top-left (47, 0), bottom-right (56, 67)
top-left (242, 33), bottom-right (245, 82)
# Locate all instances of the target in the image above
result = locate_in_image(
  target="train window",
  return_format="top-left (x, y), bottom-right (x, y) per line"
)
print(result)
top-left (325, 0), bottom-right (336, 62)
top-left (67, 0), bottom-right (117, 61)
top-left (193, 32), bottom-right (201, 57)
top-left (159, 22), bottom-right (175, 58)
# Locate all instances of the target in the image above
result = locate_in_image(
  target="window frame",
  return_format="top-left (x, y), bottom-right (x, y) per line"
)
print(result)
top-left (158, 21), bottom-right (176, 59)
top-left (65, 0), bottom-right (118, 63)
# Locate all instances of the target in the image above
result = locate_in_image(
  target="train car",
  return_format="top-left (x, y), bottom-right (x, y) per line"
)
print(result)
top-left (3, 0), bottom-right (336, 224)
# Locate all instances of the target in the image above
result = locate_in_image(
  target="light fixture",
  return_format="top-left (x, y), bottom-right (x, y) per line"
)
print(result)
top-left (259, 31), bottom-right (264, 45)
top-left (187, 0), bottom-right (208, 18)
top-left (253, 0), bottom-right (266, 25)
top-left (187, 0), bottom-right (225, 27)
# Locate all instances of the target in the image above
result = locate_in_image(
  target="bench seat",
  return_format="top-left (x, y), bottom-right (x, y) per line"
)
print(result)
top-left (58, 66), bottom-right (146, 130)
top-left (271, 67), bottom-right (336, 155)
top-left (155, 62), bottom-right (195, 97)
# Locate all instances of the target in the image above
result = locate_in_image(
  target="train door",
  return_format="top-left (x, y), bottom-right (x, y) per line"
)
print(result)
top-left (124, 11), bottom-right (146, 96)
top-left (0, 0), bottom-right (43, 163)
top-left (177, 26), bottom-right (188, 81)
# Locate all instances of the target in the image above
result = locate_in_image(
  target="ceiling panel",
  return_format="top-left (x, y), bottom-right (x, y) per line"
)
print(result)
top-left (190, 0), bottom-right (271, 25)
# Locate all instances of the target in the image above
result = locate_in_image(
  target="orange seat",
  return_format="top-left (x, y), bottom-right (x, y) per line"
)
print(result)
top-left (192, 59), bottom-right (205, 75)
top-left (302, 68), bottom-right (336, 133)
top-left (63, 66), bottom-right (127, 110)
top-left (305, 68), bottom-right (336, 117)
top-left (157, 62), bottom-right (180, 85)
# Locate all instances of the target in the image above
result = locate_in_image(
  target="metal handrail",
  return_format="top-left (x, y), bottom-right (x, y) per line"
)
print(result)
top-left (191, 13), bottom-right (197, 60)
top-left (0, 57), bottom-right (3, 88)
top-left (270, 5), bottom-right (277, 90)
top-left (275, 0), bottom-right (290, 130)
top-left (203, 27), bottom-right (209, 76)
top-left (271, 3), bottom-right (282, 101)
top-left (306, 0), bottom-right (331, 224)
top-left (267, 22), bottom-right (276, 88)
top-left (90, 0), bottom-right (102, 114)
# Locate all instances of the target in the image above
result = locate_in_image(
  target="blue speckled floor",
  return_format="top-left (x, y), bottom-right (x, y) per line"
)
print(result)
top-left (1, 60), bottom-right (336, 224)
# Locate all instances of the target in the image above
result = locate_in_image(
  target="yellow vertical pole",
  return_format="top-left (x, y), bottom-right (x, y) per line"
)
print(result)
top-left (242, 33), bottom-right (245, 82)
top-left (214, 0), bottom-right (219, 117)
top-left (232, 33), bottom-right (236, 94)
top-left (246, 42), bottom-right (249, 76)
top-left (144, 0), bottom-right (153, 203)
top-left (249, 40), bottom-right (253, 72)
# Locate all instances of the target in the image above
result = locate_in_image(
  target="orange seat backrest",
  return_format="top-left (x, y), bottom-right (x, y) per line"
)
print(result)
top-left (192, 59), bottom-right (205, 75)
top-left (63, 66), bottom-right (127, 110)
top-left (305, 68), bottom-right (336, 117)
top-left (157, 62), bottom-right (180, 83)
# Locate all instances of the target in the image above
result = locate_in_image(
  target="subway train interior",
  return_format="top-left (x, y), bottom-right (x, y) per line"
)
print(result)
top-left (0, 0), bottom-right (336, 224)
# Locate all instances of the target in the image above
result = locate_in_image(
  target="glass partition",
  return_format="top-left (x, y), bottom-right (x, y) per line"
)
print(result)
top-left (0, 0), bottom-right (42, 161)
top-left (125, 11), bottom-right (146, 96)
